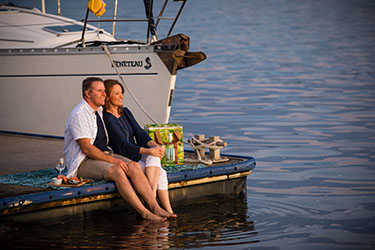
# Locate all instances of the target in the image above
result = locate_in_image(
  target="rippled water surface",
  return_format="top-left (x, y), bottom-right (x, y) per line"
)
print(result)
top-left (2, 0), bottom-right (375, 249)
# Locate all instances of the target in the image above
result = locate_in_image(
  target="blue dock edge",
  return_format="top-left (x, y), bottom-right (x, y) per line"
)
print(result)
top-left (0, 153), bottom-right (255, 211)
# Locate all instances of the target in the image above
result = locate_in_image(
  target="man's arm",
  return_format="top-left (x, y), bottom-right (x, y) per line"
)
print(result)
top-left (77, 138), bottom-right (128, 172)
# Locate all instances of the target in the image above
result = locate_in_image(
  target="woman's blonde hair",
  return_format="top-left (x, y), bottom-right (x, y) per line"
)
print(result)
top-left (103, 79), bottom-right (124, 115)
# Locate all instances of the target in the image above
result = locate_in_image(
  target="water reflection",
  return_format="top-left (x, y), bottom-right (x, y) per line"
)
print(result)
top-left (2, 198), bottom-right (257, 249)
top-left (168, 198), bottom-right (258, 248)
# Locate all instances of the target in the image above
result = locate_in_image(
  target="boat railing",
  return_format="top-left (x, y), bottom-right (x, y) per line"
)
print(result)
top-left (76, 0), bottom-right (187, 46)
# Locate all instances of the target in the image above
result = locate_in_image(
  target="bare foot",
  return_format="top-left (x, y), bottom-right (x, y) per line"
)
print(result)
top-left (153, 207), bottom-right (177, 219)
top-left (142, 212), bottom-right (167, 221)
top-left (169, 213), bottom-right (177, 219)
top-left (166, 209), bottom-right (176, 218)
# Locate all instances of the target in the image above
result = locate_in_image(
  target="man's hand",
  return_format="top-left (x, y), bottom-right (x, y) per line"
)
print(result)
top-left (111, 158), bottom-right (129, 173)
top-left (77, 138), bottom-right (128, 172)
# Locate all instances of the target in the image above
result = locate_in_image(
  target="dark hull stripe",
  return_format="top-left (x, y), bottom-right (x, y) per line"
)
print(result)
top-left (0, 73), bottom-right (158, 78)
top-left (0, 131), bottom-right (64, 140)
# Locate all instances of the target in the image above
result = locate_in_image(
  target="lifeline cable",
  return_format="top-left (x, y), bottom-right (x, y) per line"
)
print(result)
top-left (102, 44), bottom-right (158, 123)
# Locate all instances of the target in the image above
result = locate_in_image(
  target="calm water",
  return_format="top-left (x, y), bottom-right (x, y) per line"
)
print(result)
top-left (2, 0), bottom-right (375, 249)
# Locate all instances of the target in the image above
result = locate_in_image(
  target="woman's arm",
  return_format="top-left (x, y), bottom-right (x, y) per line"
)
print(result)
top-left (124, 108), bottom-right (152, 147)
top-left (103, 113), bottom-right (141, 157)
top-left (122, 108), bottom-right (164, 158)
top-left (147, 140), bottom-right (159, 148)
top-left (139, 144), bottom-right (164, 158)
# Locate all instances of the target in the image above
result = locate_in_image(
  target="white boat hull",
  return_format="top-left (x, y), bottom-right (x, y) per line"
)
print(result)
top-left (0, 46), bottom-right (176, 137)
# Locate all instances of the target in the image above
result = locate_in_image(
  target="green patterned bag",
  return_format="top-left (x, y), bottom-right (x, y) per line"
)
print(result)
top-left (144, 123), bottom-right (184, 166)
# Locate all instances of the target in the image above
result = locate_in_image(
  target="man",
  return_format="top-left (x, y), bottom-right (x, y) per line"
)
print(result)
top-left (64, 77), bottom-right (174, 221)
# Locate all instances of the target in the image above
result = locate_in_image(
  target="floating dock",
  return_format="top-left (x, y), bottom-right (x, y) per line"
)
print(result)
top-left (0, 134), bottom-right (255, 231)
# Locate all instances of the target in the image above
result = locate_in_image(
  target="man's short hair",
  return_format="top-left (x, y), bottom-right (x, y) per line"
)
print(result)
top-left (82, 77), bottom-right (103, 98)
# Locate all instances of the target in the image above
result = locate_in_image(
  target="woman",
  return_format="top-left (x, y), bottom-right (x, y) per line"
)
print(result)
top-left (103, 79), bottom-right (175, 215)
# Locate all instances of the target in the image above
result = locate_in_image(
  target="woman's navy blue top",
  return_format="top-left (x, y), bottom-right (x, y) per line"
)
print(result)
top-left (103, 107), bottom-right (151, 162)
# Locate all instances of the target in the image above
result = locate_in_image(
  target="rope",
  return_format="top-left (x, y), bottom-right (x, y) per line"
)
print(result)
top-left (102, 45), bottom-right (158, 123)
top-left (187, 137), bottom-right (225, 165)
top-left (188, 137), bottom-right (224, 150)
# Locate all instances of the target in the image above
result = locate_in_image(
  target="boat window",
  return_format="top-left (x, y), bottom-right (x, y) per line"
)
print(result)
top-left (43, 25), bottom-right (93, 34)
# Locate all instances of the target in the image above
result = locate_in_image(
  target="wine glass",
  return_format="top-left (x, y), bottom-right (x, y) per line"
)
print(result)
top-left (56, 157), bottom-right (66, 175)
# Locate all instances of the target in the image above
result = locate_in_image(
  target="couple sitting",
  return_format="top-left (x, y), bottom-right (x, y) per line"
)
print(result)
top-left (64, 77), bottom-right (175, 221)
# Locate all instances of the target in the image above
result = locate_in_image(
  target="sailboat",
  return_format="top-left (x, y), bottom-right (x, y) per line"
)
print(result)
top-left (0, 0), bottom-right (205, 137)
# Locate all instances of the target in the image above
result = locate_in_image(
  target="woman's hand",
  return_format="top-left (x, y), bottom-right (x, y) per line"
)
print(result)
top-left (157, 145), bottom-right (164, 156)
top-left (148, 145), bottom-right (164, 159)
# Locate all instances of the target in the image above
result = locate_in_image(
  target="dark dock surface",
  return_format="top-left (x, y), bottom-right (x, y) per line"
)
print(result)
top-left (0, 133), bottom-right (64, 198)
top-left (0, 133), bottom-right (254, 199)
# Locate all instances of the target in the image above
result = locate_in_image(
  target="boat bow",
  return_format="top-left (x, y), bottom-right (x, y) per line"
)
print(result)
top-left (154, 33), bottom-right (206, 74)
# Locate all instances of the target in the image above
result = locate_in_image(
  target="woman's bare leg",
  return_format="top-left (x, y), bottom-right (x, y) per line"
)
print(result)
top-left (157, 189), bottom-right (174, 214)
top-left (145, 166), bottom-right (160, 198)
top-left (126, 162), bottom-right (175, 219)
top-left (105, 165), bottom-right (165, 221)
